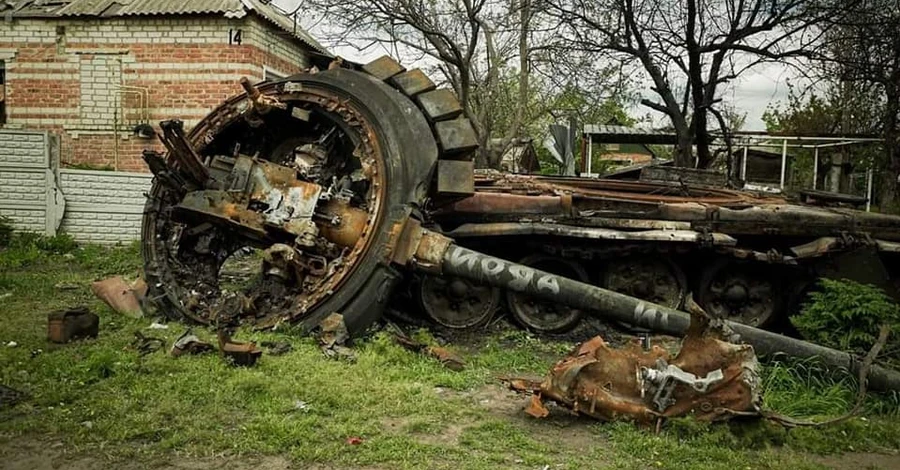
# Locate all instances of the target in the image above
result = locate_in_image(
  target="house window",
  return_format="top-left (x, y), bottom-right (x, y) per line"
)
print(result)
top-left (0, 60), bottom-right (6, 126)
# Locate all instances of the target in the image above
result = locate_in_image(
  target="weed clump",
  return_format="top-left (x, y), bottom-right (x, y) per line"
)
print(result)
top-left (792, 278), bottom-right (900, 359)
top-left (0, 215), bottom-right (12, 248)
top-left (0, 232), bottom-right (78, 269)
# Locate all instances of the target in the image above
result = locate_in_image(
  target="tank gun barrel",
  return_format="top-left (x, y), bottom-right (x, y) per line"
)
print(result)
top-left (402, 225), bottom-right (900, 392)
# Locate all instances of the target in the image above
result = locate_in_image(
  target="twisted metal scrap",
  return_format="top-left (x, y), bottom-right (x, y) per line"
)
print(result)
top-left (523, 299), bottom-right (761, 423)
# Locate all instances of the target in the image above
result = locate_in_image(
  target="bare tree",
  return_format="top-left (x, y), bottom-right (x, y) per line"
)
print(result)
top-left (301, 0), bottom-right (547, 168)
top-left (545, 0), bottom-right (853, 168)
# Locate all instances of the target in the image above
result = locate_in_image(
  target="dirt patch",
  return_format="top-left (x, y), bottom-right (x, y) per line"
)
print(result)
top-left (416, 423), bottom-right (466, 447)
top-left (0, 436), bottom-right (293, 470)
top-left (443, 384), bottom-right (604, 451)
top-left (444, 383), bottom-right (524, 417)
top-left (811, 452), bottom-right (900, 469)
top-left (381, 414), bottom-right (465, 447)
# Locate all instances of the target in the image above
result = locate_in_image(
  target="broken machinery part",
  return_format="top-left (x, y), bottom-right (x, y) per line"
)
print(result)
top-left (171, 329), bottom-right (214, 356)
top-left (157, 119), bottom-right (210, 188)
top-left (132, 331), bottom-right (165, 356)
top-left (217, 330), bottom-right (262, 366)
top-left (522, 303), bottom-right (759, 422)
top-left (47, 307), bottom-right (99, 343)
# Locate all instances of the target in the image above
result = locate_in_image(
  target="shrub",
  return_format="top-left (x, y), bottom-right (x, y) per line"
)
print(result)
top-left (7, 231), bottom-right (78, 254)
top-left (0, 232), bottom-right (80, 269)
top-left (791, 278), bottom-right (900, 357)
top-left (0, 215), bottom-right (12, 248)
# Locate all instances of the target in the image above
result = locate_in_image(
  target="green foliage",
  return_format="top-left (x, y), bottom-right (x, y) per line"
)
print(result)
top-left (0, 231), bottom-right (140, 275)
top-left (15, 231), bottom-right (78, 254)
top-left (0, 215), bottom-right (12, 248)
top-left (0, 232), bottom-right (78, 269)
top-left (791, 279), bottom-right (900, 357)
top-left (762, 357), bottom-right (857, 417)
top-left (764, 82), bottom-right (883, 192)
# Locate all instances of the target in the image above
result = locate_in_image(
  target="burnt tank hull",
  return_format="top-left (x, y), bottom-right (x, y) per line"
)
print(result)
top-left (420, 171), bottom-right (900, 332)
top-left (137, 53), bottom-right (900, 339)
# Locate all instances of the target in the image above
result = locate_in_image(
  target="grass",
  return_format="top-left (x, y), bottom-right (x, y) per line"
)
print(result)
top-left (1, 235), bottom-right (899, 469)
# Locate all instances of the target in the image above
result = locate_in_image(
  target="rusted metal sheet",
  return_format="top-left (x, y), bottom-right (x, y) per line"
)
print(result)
top-left (446, 222), bottom-right (737, 245)
top-left (472, 171), bottom-right (779, 205)
top-left (520, 304), bottom-right (760, 423)
top-left (641, 166), bottom-right (728, 187)
top-left (445, 192), bottom-right (573, 216)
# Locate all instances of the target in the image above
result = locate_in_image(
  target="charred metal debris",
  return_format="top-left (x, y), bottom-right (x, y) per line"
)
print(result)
top-left (509, 300), bottom-right (760, 423)
top-left (135, 56), bottom-right (900, 401)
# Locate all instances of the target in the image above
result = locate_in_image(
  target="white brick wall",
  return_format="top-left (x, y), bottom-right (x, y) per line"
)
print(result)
top-left (0, 131), bottom-right (48, 167)
top-left (0, 170), bottom-right (48, 233)
top-left (0, 130), bottom-right (51, 233)
top-left (0, 19), bottom-right (55, 43)
top-left (58, 169), bottom-right (152, 244)
top-left (244, 16), bottom-right (310, 71)
top-left (79, 55), bottom-right (122, 128)
top-left (63, 17), bottom-right (240, 44)
top-left (0, 130), bottom-right (152, 243)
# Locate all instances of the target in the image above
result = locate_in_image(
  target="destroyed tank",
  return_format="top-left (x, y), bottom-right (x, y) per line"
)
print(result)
top-left (139, 55), bottom-right (900, 340)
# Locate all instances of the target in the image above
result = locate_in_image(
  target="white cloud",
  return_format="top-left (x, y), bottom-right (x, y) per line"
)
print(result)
top-left (728, 64), bottom-right (798, 130)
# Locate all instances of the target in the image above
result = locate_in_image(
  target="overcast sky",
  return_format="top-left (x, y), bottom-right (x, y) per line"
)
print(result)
top-left (274, 0), bottom-right (791, 131)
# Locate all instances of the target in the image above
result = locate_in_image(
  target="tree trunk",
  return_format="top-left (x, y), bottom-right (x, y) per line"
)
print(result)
top-left (879, 86), bottom-right (899, 212)
top-left (684, 0), bottom-right (705, 169)
top-left (694, 110), bottom-right (713, 168)
top-left (880, 129), bottom-right (899, 212)
top-left (675, 135), bottom-right (694, 167)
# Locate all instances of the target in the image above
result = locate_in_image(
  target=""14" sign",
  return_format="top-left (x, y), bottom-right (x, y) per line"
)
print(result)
top-left (229, 29), bottom-right (243, 45)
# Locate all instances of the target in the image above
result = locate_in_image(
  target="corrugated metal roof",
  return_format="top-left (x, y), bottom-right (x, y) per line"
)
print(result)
top-left (16, 0), bottom-right (328, 54)
top-left (583, 124), bottom-right (673, 136)
top-left (1, 0), bottom-right (72, 18)
top-left (583, 124), bottom-right (678, 145)
top-left (57, 0), bottom-right (243, 17)
top-left (243, 0), bottom-right (328, 54)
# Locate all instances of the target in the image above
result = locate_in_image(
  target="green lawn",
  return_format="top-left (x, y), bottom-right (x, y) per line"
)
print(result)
top-left (1, 238), bottom-right (899, 469)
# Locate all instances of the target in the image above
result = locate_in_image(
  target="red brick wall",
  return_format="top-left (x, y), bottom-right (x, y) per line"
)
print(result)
top-left (1, 15), bottom-right (313, 171)
top-left (67, 133), bottom-right (161, 172)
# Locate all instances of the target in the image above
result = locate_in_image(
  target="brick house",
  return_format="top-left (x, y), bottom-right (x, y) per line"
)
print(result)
top-left (0, 0), bottom-right (328, 171)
